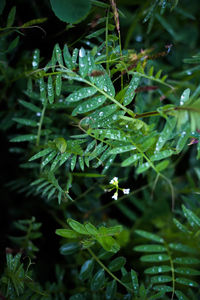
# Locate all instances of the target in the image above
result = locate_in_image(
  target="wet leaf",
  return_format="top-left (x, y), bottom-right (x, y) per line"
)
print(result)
top-left (109, 145), bottom-right (136, 154)
top-left (56, 229), bottom-right (79, 239)
top-left (13, 118), bottom-right (37, 127)
top-left (151, 275), bottom-right (172, 284)
top-left (175, 277), bottom-right (199, 287)
top-left (47, 76), bottom-right (54, 104)
top-left (41, 150), bottom-right (57, 168)
top-left (123, 74), bottom-right (140, 106)
top-left (141, 254), bottom-right (169, 262)
top-left (79, 259), bottom-right (94, 281)
top-left (67, 218), bottom-right (88, 235)
top-left (10, 134), bottom-right (37, 142)
top-left (135, 230), bottom-right (164, 243)
top-left (72, 95), bottom-right (106, 116)
top-left (121, 154), bottom-right (141, 167)
top-left (29, 148), bottom-right (53, 161)
top-left (60, 242), bottom-right (80, 255)
top-left (90, 269), bottom-right (105, 291)
top-left (63, 44), bottom-right (73, 69)
top-left (144, 265), bottom-right (171, 274)
top-left (108, 257), bottom-right (126, 272)
top-left (134, 244), bottom-right (166, 252)
top-left (65, 87), bottom-right (97, 102)
top-left (32, 49), bottom-right (40, 69)
top-left (56, 73), bottom-right (62, 96)
top-left (105, 280), bottom-right (117, 300)
top-left (131, 269), bottom-right (139, 296)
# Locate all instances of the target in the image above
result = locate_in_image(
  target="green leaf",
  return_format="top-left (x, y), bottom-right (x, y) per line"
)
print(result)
top-left (32, 49), bottom-right (40, 70)
top-left (50, 0), bottom-right (91, 23)
top-left (60, 242), bottom-right (80, 255)
top-left (131, 269), bottom-right (139, 296)
top-left (175, 277), bottom-right (199, 287)
top-left (123, 74), bottom-right (140, 106)
top-left (141, 254), bottom-right (170, 262)
top-left (0, 0), bottom-right (5, 15)
top-left (173, 257), bottom-right (200, 264)
top-left (136, 162), bottom-right (151, 174)
top-left (10, 134), bottom-right (37, 142)
top-left (173, 218), bottom-right (191, 234)
top-left (108, 257), bottom-right (126, 272)
top-left (96, 234), bottom-right (120, 253)
top-left (86, 28), bottom-right (105, 39)
top-left (79, 48), bottom-right (88, 78)
top-left (176, 128), bottom-right (190, 152)
top-left (78, 156), bottom-right (84, 171)
top-left (180, 88), bottom-right (190, 106)
top-left (121, 154), bottom-right (141, 167)
top-left (169, 243), bottom-right (197, 254)
top-left (79, 259), bottom-right (94, 281)
top-left (39, 77), bottom-right (47, 104)
top-left (175, 267), bottom-right (200, 276)
top-left (105, 280), bottom-right (117, 300)
top-left (47, 76), bottom-right (54, 104)
top-left (153, 285), bottom-right (173, 292)
top-left (155, 117), bottom-right (177, 152)
top-left (134, 244), bottom-right (166, 252)
top-left (151, 275), bottom-right (172, 284)
top-left (135, 230), bottom-right (164, 243)
top-left (67, 219), bottom-right (88, 235)
top-left (91, 129), bottom-right (127, 141)
top-left (29, 148), bottom-right (53, 161)
top-left (72, 95), bottom-right (106, 116)
top-left (148, 292), bottom-right (166, 300)
top-left (59, 152), bottom-right (71, 166)
top-left (150, 150), bottom-right (174, 161)
top-left (56, 73), bottom-right (62, 96)
top-left (7, 36), bottom-right (20, 53)
top-left (89, 65), bottom-right (115, 97)
top-left (90, 269), bottom-right (105, 291)
top-left (81, 104), bottom-right (117, 126)
top-left (41, 150), bottom-right (57, 168)
top-left (71, 155), bottom-right (77, 171)
top-left (63, 44), bottom-right (73, 69)
top-left (182, 205), bottom-right (200, 227)
top-left (7, 6), bottom-right (16, 27)
top-left (55, 229), bottom-right (79, 239)
top-left (55, 43), bottom-right (64, 65)
top-left (19, 100), bottom-right (41, 113)
top-left (175, 290), bottom-right (190, 300)
top-left (85, 223), bottom-right (98, 235)
top-left (55, 137), bottom-right (67, 153)
top-left (13, 118), bottom-right (37, 127)
top-left (109, 145), bottom-right (136, 154)
top-left (145, 265), bottom-right (171, 274)
top-left (65, 87), bottom-right (97, 102)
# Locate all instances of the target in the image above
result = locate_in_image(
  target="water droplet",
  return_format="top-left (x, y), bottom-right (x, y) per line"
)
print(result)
top-left (112, 115), bottom-right (117, 120)
top-left (104, 87), bottom-right (108, 92)
top-left (187, 71), bottom-right (192, 75)
top-left (36, 112), bottom-right (41, 117)
top-left (32, 61), bottom-right (37, 67)
top-left (135, 35), bottom-right (143, 42)
top-left (79, 48), bottom-right (85, 58)
top-left (99, 112), bottom-right (104, 117)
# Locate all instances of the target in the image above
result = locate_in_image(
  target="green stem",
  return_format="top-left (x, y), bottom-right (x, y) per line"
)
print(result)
top-left (106, 8), bottom-right (110, 74)
top-left (165, 243), bottom-right (175, 300)
top-left (36, 102), bottom-right (47, 146)
top-left (87, 247), bottom-right (134, 293)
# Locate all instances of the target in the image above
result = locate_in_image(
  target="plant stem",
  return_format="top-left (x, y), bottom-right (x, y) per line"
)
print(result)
top-left (36, 102), bottom-right (47, 146)
top-left (87, 247), bottom-right (134, 293)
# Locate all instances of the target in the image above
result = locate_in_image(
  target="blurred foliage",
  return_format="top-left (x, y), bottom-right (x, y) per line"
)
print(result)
top-left (0, 0), bottom-right (200, 299)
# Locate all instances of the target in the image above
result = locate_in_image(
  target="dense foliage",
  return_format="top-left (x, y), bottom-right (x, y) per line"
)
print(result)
top-left (1, 0), bottom-right (200, 299)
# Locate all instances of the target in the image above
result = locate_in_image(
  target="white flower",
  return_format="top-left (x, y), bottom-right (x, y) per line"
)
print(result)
top-left (112, 192), bottom-right (118, 200)
top-left (110, 177), bottom-right (118, 185)
top-left (123, 188), bottom-right (130, 194)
